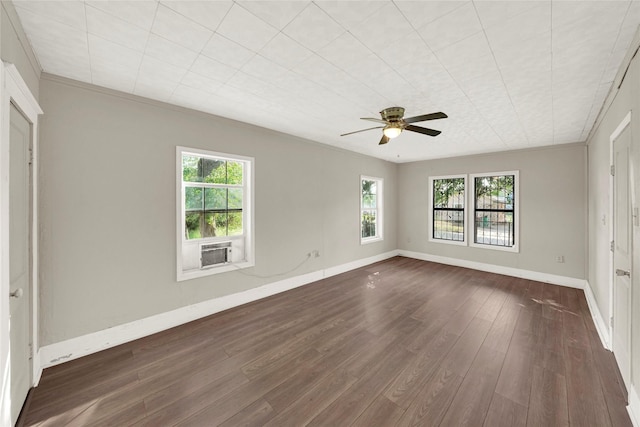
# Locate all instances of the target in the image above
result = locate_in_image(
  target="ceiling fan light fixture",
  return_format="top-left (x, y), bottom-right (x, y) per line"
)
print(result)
top-left (383, 125), bottom-right (402, 139)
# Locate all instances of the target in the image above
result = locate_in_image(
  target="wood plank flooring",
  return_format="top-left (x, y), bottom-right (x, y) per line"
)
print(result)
top-left (20, 257), bottom-right (631, 426)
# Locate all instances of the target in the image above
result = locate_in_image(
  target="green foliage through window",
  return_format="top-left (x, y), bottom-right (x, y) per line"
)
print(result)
top-left (361, 178), bottom-right (382, 241)
top-left (432, 177), bottom-right (465, 242)
top-left (183, 153), bottom-right (244, 240)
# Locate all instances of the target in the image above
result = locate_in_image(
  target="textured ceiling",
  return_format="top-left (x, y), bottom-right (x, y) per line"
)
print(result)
top-left (12, 0), bottom-right (640, 162)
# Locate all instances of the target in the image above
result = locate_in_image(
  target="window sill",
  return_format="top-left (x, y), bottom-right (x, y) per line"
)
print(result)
top-left (361, 237), bottom-right (383, 245)
top-left (177, 260), bottom-right (255, 282)
top-left (469, 242), bottom-right (519, 253)
top-left (428, 237), bottom-right (467, 246)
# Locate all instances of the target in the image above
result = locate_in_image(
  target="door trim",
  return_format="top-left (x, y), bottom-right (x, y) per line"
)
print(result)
top-left (608, 110), bottom-right (632, 374)
top-left (0, 62), bottom-right (42, 426)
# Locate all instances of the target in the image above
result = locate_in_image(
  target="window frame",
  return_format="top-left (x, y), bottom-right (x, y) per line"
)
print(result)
top-left (469, 170), bottom-right (519, 253)
top-left (360, 175), bottom-right (384, 244)
top-left (176, 146), bottom-right (255, 281)
top-left (428, 174), bottom-right (467, 246)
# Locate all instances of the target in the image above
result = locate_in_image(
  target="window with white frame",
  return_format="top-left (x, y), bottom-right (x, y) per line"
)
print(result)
top-left (177, 147), bottom-right (254, 280)
top-left (429, 175), bottom-right (466, 244)
top-left (471, 171), bottom-right (518, 251)
top-left (361, 176), bottom-right (383, 243)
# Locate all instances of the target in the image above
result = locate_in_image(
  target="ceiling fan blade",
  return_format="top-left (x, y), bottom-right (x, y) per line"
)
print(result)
top-left (340, 126), bottom-right (384, 136)
top-left (379, 134), bottom-right (390, 145)
top-left (405, 125), bottom-right (441, 137)
top-left (361, 117), bottom-right (389, 124)
top-left (403, 112), bottom-right (448, 124)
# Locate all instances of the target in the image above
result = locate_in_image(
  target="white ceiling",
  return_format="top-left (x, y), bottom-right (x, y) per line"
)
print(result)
top-left (12, 0), bottom-right (640, 162)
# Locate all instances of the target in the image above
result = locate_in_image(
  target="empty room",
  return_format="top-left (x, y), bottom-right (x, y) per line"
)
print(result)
top-left (1, 0), bottom-right (640, 426)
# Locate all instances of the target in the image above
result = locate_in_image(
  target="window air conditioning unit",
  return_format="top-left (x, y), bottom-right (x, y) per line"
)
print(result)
top-left (200, 241), bottom-right (232, 268)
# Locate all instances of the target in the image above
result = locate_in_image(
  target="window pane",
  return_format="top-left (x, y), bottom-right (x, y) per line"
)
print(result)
top-left (205, 188), bottom-right (227, 210)
top-left (433, 178), bottom-right (464, 208)
top-left (228, 211), bottom-right (243, 235)
top-left (363, 194), bottom-right (377, 209)
top-left (185, 187), bottom-right (203, 211)
top-left (362, 210), bottom-right (376, 238)
top-left (433, 209), bottom-right (464, 241)
top-left (228, 188), bottom-right (243, 209)
top-left (205, 212), bottom-right (228, 236)
top-left (185, 212), bottom-right (203, 240)
top-left (203, 159), bottom-right (226, 184)
top-left (227, 161), bottom-right (243, 185)
top-left (475, 175), bottom-right (514, 209)
top-left (362, 179), bottom-right (375, 197)
top-left (203, 212), bottom-right (230, 237)
top-left (183, 155), bottom-right (201, 182)
top-left (474, 211), bottom-right (514, 246)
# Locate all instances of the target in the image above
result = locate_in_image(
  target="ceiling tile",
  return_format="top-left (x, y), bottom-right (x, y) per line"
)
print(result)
top-left (145, 34), bottom-right (199, 69)
top-left (151, 4), bottom-right (213, 52)
top-left (190, 55), bottom-right (238, 83)
top-left (161, 1), bottom-right (233, 32)
top-left (315, 1), bottom-right (387, 31)
top-left (180, 71), bottom-right (224, 94)
top-left (88, 34), bottom-right (143, 74)
top-left (259, 32), bottom-right (313, 70)
top-left (435, 31), bottom-right (492, 70)
top-left (216, 3), bottom-right (279, 51)
top-left (137, 55), bottom-right (188, 86)
top-left (202, 34), bottom-right (255, 69)
top-left (283, 3), bottom-right (344, 51)
top-left (15, 8), bottom-right (90, 77)
top-left (349, 3), bottom-right (414, 50)
top-left (483, 3), bottom-right (550, 52)
top-left (86, 1), bottom-right (157, 31)
top-left (237, 1), bottom-right (310, 30)
top-left (86, 5), bottom-right (149, 52)
top-left (316, 32), bottom-right (371, 72)
top-left (241, 55), bottom-right (289, 82)
top-left (171, 84), bottom-right (215, 111)
top-left (475, 1), bottom-right (547, 30)
top-left (13, 0), bottom-right (87, 31)
top-left (417, 2), bottom-right (483, 52)
top-left (395, 1), bottom-right (467, 30)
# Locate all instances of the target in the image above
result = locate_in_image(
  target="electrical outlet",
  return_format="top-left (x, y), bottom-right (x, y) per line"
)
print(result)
top-left (556, 255), bottom-right (564, 263)
top-left (313, 250), bottom-right (320, 258)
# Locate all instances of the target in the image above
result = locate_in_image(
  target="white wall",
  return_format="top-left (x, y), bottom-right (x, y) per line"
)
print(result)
top-left (37, 75), bottom-right (397, 347)
top-left (587, 26), bottom-right (640, 418)
top-left (397, 143), bottom-right (587, 280)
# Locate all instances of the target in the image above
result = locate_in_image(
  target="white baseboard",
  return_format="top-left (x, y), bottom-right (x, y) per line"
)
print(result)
top-left (584, 281), bottom-right (611, 350)
top-left (398, 250), bottom-right (587, 289)
top-left (39, 250), bottom-right (399, 370)
top-left (629, 385), bottom-right (640, 427)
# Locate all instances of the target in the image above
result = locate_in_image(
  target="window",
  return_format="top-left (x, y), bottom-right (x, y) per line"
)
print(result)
top-left (429, 175), bottom-right (466, 244)
top-left (177, 147), bottom-right (254, 280)
top-left (471, 171), bottom-right (518, 251)
top-left (361, 176), bottom-right (383, 243)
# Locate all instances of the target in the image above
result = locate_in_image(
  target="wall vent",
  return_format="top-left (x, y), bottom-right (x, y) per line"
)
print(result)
top-left (200, 241), bottom-right (232, 268)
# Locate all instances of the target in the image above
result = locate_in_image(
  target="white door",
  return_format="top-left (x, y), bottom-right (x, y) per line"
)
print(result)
top-left (612, 119), bottom-right (632, 389)
top-left (9, 102), bottom-right (32, 423)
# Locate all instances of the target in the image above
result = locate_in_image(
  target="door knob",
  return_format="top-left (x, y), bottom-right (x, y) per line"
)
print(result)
top-left (9, 288), bottom-right (23, 298)
top-left (615, 269), bottom-right (631, 277)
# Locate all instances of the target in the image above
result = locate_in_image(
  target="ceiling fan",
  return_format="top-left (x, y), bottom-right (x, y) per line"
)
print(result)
top-left (341, 107), bottom-right (448, 145)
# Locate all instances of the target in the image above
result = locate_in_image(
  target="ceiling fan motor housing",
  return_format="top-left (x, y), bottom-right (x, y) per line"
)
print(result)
top-left (380, 107), bottom-right (405, 122)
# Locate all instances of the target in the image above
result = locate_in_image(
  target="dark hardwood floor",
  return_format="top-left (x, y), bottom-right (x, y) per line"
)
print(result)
top-left (22, 257), bottom-right (631, 426)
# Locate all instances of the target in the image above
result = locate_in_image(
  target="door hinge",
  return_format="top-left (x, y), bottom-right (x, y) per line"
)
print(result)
top-left (28, 148), bottom-right (34, 166)
top-left (611, 165), bottom-right (615, 176)
top-left (29, 343), bottom-right (33, 360)
top-left (611, 240), bottom-right (615, 252)
top-left (610, 317), bottom-right (614, 328)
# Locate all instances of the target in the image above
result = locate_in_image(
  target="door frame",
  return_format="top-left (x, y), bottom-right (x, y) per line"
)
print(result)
top-left (0, 62), bottom-right (42, 426)
top-left (609, 111), bottom-right (632, 380)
